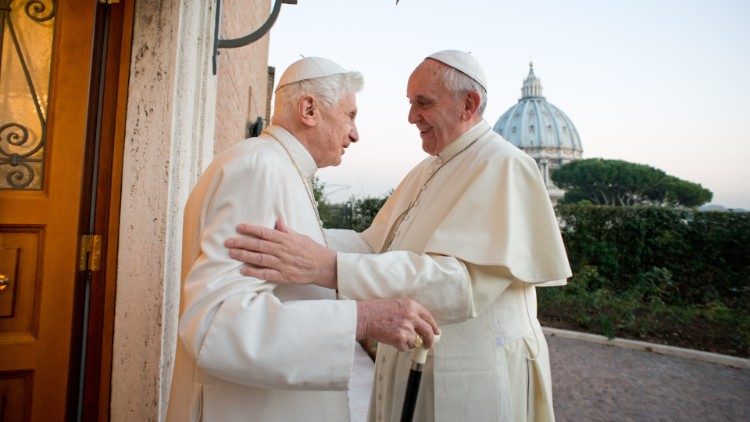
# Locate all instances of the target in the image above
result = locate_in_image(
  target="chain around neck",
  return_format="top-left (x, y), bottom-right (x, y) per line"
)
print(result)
top-left (263, 130), bottom-right (327, 246)
top-left (381, 129), bottom-right (489, 252)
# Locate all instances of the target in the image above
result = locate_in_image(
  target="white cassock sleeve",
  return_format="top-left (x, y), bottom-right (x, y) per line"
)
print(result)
top-left (328, 229), bottom-right (515, 324)
top-left (335, 251), bottom-right (475, 324)
top-left (328, 229), bottom-right (480, 323)
top-left (325, 228), bottom-right (373, 253)
top-left (178, 153), bottom-right (357, 390)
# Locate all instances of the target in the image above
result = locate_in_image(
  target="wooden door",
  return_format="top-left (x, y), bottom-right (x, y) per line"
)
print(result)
top-left (0, 2), bottom-right (97, 420)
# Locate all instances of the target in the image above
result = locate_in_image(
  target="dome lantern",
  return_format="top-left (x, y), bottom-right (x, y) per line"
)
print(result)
top-left (521, 62), bottom-right (544, 99)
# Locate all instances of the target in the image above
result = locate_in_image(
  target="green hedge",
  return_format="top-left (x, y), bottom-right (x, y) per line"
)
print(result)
top-left (539, 204), bottom-right (750, 356)
top-left (555, 204), bottom-right (749, 306)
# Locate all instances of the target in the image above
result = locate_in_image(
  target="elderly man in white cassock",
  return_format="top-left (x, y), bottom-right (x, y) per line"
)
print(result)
top-left (167, 57), bottom-right (441, 422)
top-left (225, 50), bottom-right (572, 421)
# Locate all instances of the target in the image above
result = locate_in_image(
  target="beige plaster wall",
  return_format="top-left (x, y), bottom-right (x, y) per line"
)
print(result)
top-left (214, 0), bottom-right (273, 155)
top-left (111, 1), bottom-right (179, 419)
top-left (111, 0), bottom-right (217, 420)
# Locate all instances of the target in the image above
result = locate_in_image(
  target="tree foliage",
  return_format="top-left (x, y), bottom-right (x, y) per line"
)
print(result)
top-left (312, 177), bottom-right (388, 231)
top-left (551, 158), bottom-right (712, 207)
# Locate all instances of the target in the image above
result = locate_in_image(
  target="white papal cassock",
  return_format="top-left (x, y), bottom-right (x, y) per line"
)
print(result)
top-left (327, 121), bottom-right (572, 421)
top-left (167, 126), bottom-right (358, 421)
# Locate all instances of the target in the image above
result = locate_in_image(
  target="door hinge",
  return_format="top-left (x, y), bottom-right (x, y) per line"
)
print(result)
top-left (79, 235), bottom-right (102, 272)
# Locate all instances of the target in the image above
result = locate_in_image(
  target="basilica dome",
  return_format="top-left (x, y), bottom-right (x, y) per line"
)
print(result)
top-left (493, 64), bottom-right (583, 202)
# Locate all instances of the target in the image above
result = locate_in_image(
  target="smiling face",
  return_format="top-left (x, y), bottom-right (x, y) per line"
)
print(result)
top-left (310, 91), bottom-right (359, 167)
top-left (407, 60), bottom-right (469, 155)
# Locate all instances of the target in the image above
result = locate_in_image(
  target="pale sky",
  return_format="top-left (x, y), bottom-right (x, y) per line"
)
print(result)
top-left (263, 0), bottom-right (750, 208)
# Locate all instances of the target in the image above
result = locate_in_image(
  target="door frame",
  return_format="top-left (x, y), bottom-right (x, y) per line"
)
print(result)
top-left (67, 1), bottom-right (134, 420)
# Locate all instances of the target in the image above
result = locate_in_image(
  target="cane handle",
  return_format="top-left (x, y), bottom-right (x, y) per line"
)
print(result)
top-left (411, 333), bottom-right (440, 364)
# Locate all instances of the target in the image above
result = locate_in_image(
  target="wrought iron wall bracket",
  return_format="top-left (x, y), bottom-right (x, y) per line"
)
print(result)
top-left (213, 0), bottom-right (297, 75)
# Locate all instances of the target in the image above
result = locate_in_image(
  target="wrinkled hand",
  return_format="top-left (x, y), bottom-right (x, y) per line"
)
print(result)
top-left (356, 298), bottom-right (440, 352)
top-left (224, 218), bottom-right (337, 289)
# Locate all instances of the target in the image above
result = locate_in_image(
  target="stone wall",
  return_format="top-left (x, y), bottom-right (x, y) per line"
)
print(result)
top-left (111, 1), bottom-right (218, 420)
top-left (214, 0), bottom-right (272, 155)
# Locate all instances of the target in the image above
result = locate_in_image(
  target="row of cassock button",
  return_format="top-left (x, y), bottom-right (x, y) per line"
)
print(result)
top-left (376, 354), bottom-right (386, 420)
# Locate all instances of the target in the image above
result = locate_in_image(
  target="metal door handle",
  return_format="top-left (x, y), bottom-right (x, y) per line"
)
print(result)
top-left (0, 274), bottom-right (10, 292)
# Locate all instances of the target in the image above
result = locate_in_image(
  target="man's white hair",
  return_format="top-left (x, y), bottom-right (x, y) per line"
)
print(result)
top-left (441, 66), bottom-right (487, 116)
top-left (272, 72), bottom-right (364, 124)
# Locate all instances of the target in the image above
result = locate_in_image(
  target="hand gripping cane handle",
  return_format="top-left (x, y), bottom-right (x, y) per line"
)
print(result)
top-left (400, 333), bottom-right (441, 422)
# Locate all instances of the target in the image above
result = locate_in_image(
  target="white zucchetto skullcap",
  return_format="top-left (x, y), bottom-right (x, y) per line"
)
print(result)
top-left (427, 50), bottom-right (487, 91)
top-left (276, 56), bottom-right (349, 91)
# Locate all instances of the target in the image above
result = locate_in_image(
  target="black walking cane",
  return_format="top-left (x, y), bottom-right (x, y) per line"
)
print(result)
top-left (400, 333), bottom-right (441, 422)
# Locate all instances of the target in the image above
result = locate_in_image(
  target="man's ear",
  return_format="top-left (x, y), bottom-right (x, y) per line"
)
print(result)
top-left (298, 95), bottom-right (318, 127)
top-left (462, 91), bottom-right (481, 120)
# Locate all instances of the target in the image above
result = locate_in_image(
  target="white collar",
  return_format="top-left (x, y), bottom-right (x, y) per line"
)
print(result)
top-left (436, 121), bottom-right (491, 160)
top-left (262, 125), bottom-right (318, 179)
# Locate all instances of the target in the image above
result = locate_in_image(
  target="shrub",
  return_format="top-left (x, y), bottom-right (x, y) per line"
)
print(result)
top-left (555, 204), bottom-right (750, 307)
top-left (540, 204), bottom-right (750, 356)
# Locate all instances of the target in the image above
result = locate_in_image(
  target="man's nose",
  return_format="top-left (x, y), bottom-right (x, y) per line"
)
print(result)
top-left (408, 105), bottom-right (420, 124)
top-left (349, 126), bottom-right (359, 143)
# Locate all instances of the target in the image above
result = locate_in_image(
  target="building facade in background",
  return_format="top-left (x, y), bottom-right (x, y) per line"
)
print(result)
top-left (493, 64), bottom-right (583, 202)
